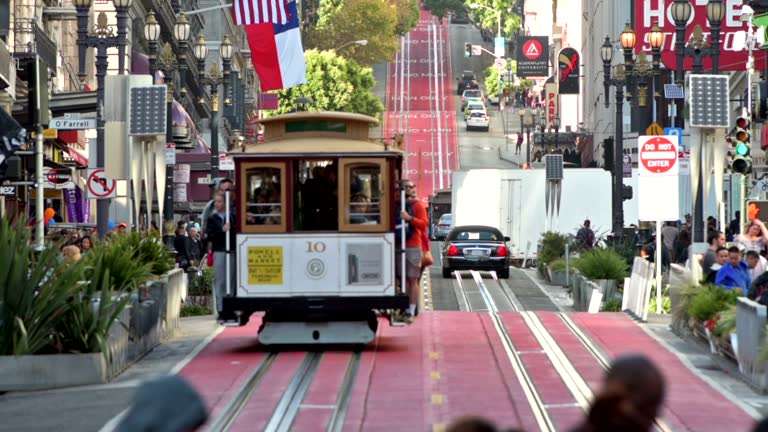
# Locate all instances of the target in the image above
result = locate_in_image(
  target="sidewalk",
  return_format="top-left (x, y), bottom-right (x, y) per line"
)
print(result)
top-left (495, 107), bottom-right (533, 168)
top-left (0, 316), bottom-right (221, 432)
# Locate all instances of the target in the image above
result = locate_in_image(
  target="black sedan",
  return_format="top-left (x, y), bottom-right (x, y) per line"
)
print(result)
top-left (441, 225), bottom-right (511, 279)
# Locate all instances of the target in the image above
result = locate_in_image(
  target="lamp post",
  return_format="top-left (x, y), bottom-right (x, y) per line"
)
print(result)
top-left (74, 0), bottom-right (132, 238)
top-left (649, 23), bottom-right (664, 125)
top-left (601, 23), bottom-right (654, 238)
top-left (552, 116), bottom-right (561, 148)
top-left (334, 39), bottom-right (368, 51)
top-left (194, 34), bottom-right (227, 189)
top-left (220, 35), bottom-right (234, 139)
top-left (671, 0), bottom-right (725, 243)
top-left (144, 11), bottom-right (160, 78)
top-left (526, 107), bottom-right (537, 164)
top-left (518, 106), bottom-right (525, 145)
top-left (469, 3), bottom-right (501, 38)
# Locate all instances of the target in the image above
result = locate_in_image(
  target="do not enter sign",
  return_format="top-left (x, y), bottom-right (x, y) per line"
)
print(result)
top-left (638, 135), bottom-right (679, 176)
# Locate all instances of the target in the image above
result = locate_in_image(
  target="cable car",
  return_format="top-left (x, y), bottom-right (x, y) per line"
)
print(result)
top-left (219, 111), bottom-right (410, 344)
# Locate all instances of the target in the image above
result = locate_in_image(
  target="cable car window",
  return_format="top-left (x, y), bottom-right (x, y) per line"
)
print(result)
top-left (339, 159), bottom-right (389, 232)
top-left (285, 120), bottom-right (347, 133)
top-left (294, 159), bottom-right (338, 231)
top-left (239, 162), bottom-right (287, 233)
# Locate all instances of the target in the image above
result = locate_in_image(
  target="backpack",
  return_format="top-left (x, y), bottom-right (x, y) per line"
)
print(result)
top-left (395, 200), bottom-right (415, 242)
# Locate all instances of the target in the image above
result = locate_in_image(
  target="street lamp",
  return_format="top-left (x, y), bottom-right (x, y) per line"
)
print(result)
top-left (334, 39), bottom-right (368, 51)
top-left (74, 0), bottom-right (132, 238)
top-left (649, 22), bottom-right (664, 124)
top-left (552, 116), bottom-right (561, 147)
top-left (671, 0), bottom-right (725, 243)
top-left (144, 12), bottom-right (161, 77)
top-left (601, 24), bottom-right (654, 238)
top-left (194, 34), bottom-right (224, 188)
top-left (220, 35), bottom-right (234, 120)
top-left (469, 3), bottom-right (501, 38)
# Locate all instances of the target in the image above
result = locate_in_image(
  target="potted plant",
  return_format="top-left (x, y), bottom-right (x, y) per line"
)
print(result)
top-left (687, 285), bottom-right (739, 349)
top-left (547, 258), bottom-right (569, 286)
top-left (537, 232), bottom-right (568, 277)
top-left (572, 248), bottom-right (628, 307)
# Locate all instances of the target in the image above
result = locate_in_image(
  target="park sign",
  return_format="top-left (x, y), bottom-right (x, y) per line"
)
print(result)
top-left (516, 36), bottom-right (549, 77)
top-left (634, 0), bottom-right (766, 71)
top-left (638, 135), bottom-right (680, 222)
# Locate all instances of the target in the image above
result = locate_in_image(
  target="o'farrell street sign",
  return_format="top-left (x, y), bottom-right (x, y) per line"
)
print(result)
top-left (50, 118), bottom-right (97, 130)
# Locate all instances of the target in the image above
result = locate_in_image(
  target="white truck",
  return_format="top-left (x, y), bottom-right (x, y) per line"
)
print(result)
top-left (451, 168), bottom-right (622, 260)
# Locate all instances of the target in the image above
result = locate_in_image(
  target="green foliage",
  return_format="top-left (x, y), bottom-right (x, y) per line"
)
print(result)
top-left (0, 218), bottom-right (85, 355)
top-left (537, 232), bottom-right (568, 275)
top-left (572, 248), bottom-right (628, 282)
top-left (714, 305), bottom-right (737, 338)
top-left (648, 284), bottom-right (672, 315)
top-left (606, 236), bottom-right (638, 268)
top-left (548, 258), bottom-right (566, 273)
top-left (464, 0), bottom-right (521, 39)
top-left (424, 0), bottom-right (466, 22)
top-left (316, 0), bottom-right (345, 27)
top-left (602, 298), bottom-right (623, 312)
top-left (189, 267), bottom-right (214, 297)
top-left (272, 50), bottom-right (384, 118)
top-left (305, 0), bottom-right (399, 66)
top-left (121, 232), bottom-right (175, 276)
top-left (392, 0), bottom-right (420, 34)
top-left (82, 235), bottom-right (153, 294)
top-left (483, 66), bottom-right (533, 100)
top-left (181, 304), bottom-right (212, 317)
top-left (687, 285), bottom-right (739, 322)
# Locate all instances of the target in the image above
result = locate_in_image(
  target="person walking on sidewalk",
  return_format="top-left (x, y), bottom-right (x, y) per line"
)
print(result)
top-left (515, 133), bottom-right (523, 155)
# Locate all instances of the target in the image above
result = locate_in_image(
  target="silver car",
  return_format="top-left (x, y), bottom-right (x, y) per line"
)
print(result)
top-left (433, 214), bottom-right (453, 240)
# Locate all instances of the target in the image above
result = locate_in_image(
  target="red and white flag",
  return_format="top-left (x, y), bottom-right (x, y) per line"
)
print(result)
top-left (233, 0), bottom-right (289, 25)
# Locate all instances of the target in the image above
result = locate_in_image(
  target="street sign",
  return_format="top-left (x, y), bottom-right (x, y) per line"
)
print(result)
top-left (638, 135), bottom-right (679, 176)
top-left (645, 122), bottom-right (663, 136)
top-left (516, 36), bottom-right (549, 77)
top-left (43, 167), bottom-right (75, 189)
top-left (494, 36), bottom-right (506, 57)
top-left (471, 44), bottom-right (481, 56)
top-left (689, 75), bottom-right (730, 128)
top-left (49, 117), bottom-right (96, 130)
top-left (0, 185), bottom-right (15, 196)
top-left (165, 143), bottom-right (176, 165)
top-left (87, 169), bottom-right (116, 199)
top-left (494, 58), bottom-right (506, 69)
top-left (219, 152), bottom-right (235, 171)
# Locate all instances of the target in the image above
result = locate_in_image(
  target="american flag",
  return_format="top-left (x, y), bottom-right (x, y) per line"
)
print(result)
top-left (233, 0), bottom-right (289, 25)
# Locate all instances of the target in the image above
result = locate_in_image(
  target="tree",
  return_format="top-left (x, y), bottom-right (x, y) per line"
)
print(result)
top-left (464, 0), bottom-right (521, 39)
top-left (390, 0), bottom-right (420, 35)
top-left (424, 0), bottom-right (466, 22)
top-left (271, 50), bottom-right (384, 118)
top-left (304, 0), bottom-right (399, 66)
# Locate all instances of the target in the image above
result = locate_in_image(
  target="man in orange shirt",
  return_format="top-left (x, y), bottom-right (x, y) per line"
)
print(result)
top-left (397, 179), bottom-right (428, 321)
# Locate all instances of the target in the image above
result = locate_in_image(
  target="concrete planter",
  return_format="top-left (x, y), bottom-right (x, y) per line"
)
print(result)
top-left (0, 353), bottom-right (107, 391)
top-left (549, 270), bottom-right (568, 287)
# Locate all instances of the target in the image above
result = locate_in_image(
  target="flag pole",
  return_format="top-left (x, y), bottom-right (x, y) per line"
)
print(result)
top-left (176, 3), bottom-right (231, 17)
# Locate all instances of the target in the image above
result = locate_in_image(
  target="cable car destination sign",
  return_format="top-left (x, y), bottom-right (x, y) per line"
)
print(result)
top-left (634, 0), bottom-right (765, 71)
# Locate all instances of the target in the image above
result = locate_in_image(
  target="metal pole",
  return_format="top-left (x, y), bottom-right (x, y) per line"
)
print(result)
top-left (655, 220), bottom-right (662, 314)
top-left (210, 81), bottom-right (220, 190)
top-left (96, 45), bottom-right (110, 238)
top-left (497, 12), bottom-right (501, 38)
top-left (433, 24), bottom-right (444, 189)
top-left (225, 190), bottom-right (231, 297)
top-left (613, 82), bottom-right (624, 237)
top-left (399, 35), bottom-right (405, 134)
top-left (164, 88), bottom-right (175, 224)
top-left (565, 242), bottom-right (570, 287)
top-left (34, 123), bottom-right (44, 249)
top-left (177, 3), bottom-right (232, 16)
top-left (115, 6), bottom-right (128, 74)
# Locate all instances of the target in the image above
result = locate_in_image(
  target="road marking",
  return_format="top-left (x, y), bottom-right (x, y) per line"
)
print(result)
top-left (431, 394), bottom-right (445, 405)
top-left (431, 371), bottom-right (441, 381)
top-left (432, 423), bottom-right (446, 432)
top-left (429, 351), bottom-right (440, 360)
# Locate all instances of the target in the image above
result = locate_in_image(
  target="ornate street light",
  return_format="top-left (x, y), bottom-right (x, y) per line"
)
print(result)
top-left (220, 36), bottom-right (234, 109)
top-left (74, 0), bottom-right (132, 237)
top-left (174, 13), bottom-right (191, 43)
top-left (143, 12), bottom-right (161, 76)
top-left (193, 35), bottom-right (208, 72)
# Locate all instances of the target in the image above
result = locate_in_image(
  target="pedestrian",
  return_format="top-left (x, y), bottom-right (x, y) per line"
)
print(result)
top-left (516, 133), bottom-right (523, 155)
top-left (715, 246), bottom-right (751, 293)
top-left (206, 191), bottom-right (237, 322)
top-left (396, 179), bottom-right (428, 322)
top-left (80, 235), bottom-right (93, 254)
top-left (201, 178), bottom-right (234, 239)
top-left (576, 219), bottom-right (595, 250)
top-left (571, 354), bottom-right (666, 432)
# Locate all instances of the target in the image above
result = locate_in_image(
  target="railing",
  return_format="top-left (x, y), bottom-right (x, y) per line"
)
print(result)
top-left (736, 297), bottom-right (768, 392)
top-left (621, 257), bottom-right (655, 320)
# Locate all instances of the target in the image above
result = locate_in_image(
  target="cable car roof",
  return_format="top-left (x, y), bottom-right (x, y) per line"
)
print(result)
top-left (258, 111), bottom-right (380, 126)
top-left (237, 137), bottom-right (403, 156)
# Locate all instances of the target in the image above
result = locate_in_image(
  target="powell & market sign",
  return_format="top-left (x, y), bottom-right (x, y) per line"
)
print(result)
top-left (634, 0), bottom-right (765, 71)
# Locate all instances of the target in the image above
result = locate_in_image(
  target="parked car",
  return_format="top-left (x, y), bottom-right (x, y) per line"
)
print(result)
top-left (461, 89), bottom-right (485, 110)
top-left (441, 225), bottom-right (511, 278)
top-left (464, 101), bottom-right (486, 121)
top-left (457, 71), bottom-right (479, 95)
top-left (433, 213), bottom-right (453, 240)
top-left (466, 110), bottom-right (490, 131)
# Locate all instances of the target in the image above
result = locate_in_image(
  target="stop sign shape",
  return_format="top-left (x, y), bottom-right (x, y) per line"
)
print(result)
top-left (639, 136), bottom-right (678, 175)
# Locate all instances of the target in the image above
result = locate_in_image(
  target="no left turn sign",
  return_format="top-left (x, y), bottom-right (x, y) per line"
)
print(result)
top-left (638, 135), bottom-right (678, 176)
top-left (87, 169), bottom-right (116, 198)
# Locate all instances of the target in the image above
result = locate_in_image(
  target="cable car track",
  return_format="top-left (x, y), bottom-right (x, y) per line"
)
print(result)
top-left (206, 350), bottom-right (363, 432)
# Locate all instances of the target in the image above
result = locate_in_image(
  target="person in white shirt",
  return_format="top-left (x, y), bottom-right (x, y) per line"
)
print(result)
top-left (746, 250), bottom-right (768, 281)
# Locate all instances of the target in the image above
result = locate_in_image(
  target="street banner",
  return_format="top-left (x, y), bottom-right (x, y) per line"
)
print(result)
top-left (516, 36), bottom-right (549, 77)
top-left (0, 106), bottom-right (27, 175)
top-left (545, 83), bottom-right (559, 130)
top-left (558, 47), bottom-right (580, 94)
top-left (634, 0), bottom-right (765, 71)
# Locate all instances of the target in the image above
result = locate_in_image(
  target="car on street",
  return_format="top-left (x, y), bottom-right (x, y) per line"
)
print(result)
top-left (464, 101), bottom-right (486, 121)
top-left (461, 89), bottom-right (485, 109)
top-left (441, 225), bottom-right (511, 278)
top-left (457, 71), bottom-right (479, 95)
top-left (432, 213), bottom-right (453, 240)
top-left (466, 110), bottom-right (490, 131)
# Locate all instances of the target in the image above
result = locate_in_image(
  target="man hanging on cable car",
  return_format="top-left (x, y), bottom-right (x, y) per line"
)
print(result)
top-left (395, 179), bottom-right (428, 322)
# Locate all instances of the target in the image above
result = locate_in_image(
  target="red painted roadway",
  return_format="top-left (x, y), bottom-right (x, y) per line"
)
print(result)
top-left (385, 10), bottom-right (459, 202)
top-left (178, 312), bottom-right (757, 432)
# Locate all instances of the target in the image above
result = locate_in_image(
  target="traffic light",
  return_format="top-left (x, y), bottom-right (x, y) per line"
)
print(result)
top-left (464, 43), bottom-right (472, 57)
top-left (731, 116), bottom-right (753, 174)
top-left (603, 137), bottom-right (614, 173)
